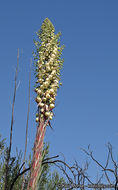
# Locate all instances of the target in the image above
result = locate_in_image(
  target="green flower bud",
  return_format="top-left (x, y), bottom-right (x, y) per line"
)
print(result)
top-left (36, 117), bottom-right (39, 122)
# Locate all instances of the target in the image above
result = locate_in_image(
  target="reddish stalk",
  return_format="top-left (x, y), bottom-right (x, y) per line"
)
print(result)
top-left (27, 117), bottom-right (46, 190)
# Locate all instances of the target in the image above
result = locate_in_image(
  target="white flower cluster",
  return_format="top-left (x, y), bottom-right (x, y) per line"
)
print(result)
top-left (35, 39), bottom-right (61, 122)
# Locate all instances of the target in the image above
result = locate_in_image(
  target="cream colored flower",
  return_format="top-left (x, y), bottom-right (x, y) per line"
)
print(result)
top-left (45, 112), bottom-right (50, 117)
top-left (50, 57), bottom-right (54, 62)
top-left (36, 117), bottom-right (39, 122)
top-left (36, 96), bottom-right (41, 103)
top-left (49, 112), bottom-right (53, 120)
top-left (45, 62), bottom-right (50, 67)
top-left (49, 115), bottom-right (53, 120)
top-left (51, 70), bottom-right (56, 75)
top-left (40, 114), bottom-right (43, 118)
top-left (49, 61), bottom-right (53, 65)
top-left (39, 79), bottom-right (44, 84)
top-left (50, 104), bottom-right (55, 109)
top-left (41, 108), bottom-right (44, 112)
top-left (37, 89), bottom-right (42, 95)
top-left (40, 85), bottom-right (44, 90)
top-left (49, 88), bottom-right (54, 95)
top-left (50, 97), bottom-right (55, 103)
top-left (46, 66), bottom-right (51, 72)
top-left (39, 102), bottom-right (44, 107)
top-left (42, 97), bottom-right (47, 102)
top-left (44, 81), bottom-right (49, 88)
top-left (46, 77), bottom-right (50, 81)
top-left (45, 104), bottom-right (49, 111)
top-left (49, 74), bottom-right (53, 80)
top-left (51, 53), bottom-right (55, 58)
top-left (46, 93), bottom-right (50, 99)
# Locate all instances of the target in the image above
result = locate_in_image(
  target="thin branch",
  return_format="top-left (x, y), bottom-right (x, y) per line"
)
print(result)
top-left (4, 48), bottom-right (19, 190)
top-left (19, 162), bottom-right (25, 173)
top-left (42, 155), bottom-right (59, 163)
top-left (115, 176), bottom-right (118, 190)
top-left (43, 158), bottom-right (94, 186)
top-left (9, 48), bottom-right (19, 156)
top-left (22, 58), bottom-right (32, 189)
top-left (81, 147), bottom-right (114, 173)
top-left (10, 167), bottom-right (31, 190)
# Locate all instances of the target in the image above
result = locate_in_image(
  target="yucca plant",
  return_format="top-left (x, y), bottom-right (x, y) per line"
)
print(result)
top-left (27, 18), bottom-right (64, 190)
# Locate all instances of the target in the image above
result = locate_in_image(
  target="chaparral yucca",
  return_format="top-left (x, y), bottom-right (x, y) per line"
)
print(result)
top-left (27, 18), bottom-right (64, 190)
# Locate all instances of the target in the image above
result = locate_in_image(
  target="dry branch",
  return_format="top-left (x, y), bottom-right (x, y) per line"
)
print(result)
top-left (22, 58), bottom-right (32, 190)
top-left (4, 49), bottom-right (19, 190)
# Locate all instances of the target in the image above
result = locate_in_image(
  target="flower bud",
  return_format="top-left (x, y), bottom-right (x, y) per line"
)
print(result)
top-left (49, 74), bottom-right (53, 80)
top-left (51, 53), bottom-right (55, 58)
top-left (50, 97), bottom-right (55, 103)
top-left (45, 104), bottom-right (49, 111)
top-left (35, 88), bottom-right (38, 92)
top-left (45, 112), bottom-right (50, 117)
top-left (41, 108), bottom-right (44, 112)
top-left (44, 81), bottom-right (49, 88)
top-left (37, 89), bottom-right (42, 95)
top-left (36, 96), bottom-right (41, 103)
top-left (49, 115), bottom-right (53, 120)
top-left (36, 113), bottom-right (39, 117)
top-left (40, 85), bottom-right (44, 90)
top-left (49, 112), bottom-right (53, 120)
top-left (51, 84), bottom-right (55, 88)
top-left (50, 112), bottom-right (53, 117)
top-left (50, 104), bottom-right (55, 109)
top-left (54, 79), bottom-right (58, 84)
top-left (51, 70), bottom-right (56, 75)
top-left (46, 77), bottom-right (50, 81)
top-left (49, 88), bottom-right (54, 95)
top-left (46, 93), bottom-right (50, 99)
top-left (46, 66), bottom-right (51, 72)
top-left (40, 114), bottom-right (43, 118)
top-left (54, 47), bottom-right (58, 52)
top-left (45, 62), bottom-right (50, 67)
top-left (49, 61), bottom-right (53, 65)
top-left (36, 117), bottom-right (39, 122)
top-left (42, 97), bottom-right (47, 102)
top-left (39, 102), bottom-right (44, 107)
top-left (50, 57), bottom-right (54, 62)
top-left (39, 79), bottom-right (44, 83)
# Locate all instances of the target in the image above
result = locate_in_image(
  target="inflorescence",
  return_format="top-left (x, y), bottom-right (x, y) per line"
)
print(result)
top-left (34, 18), bottom-right (64, 122)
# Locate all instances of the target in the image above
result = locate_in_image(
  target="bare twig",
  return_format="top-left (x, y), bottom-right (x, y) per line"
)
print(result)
top-left (10, 145), bottom-right (118, 190)
top-left (10, 166), bottom-right (31, 190)
top-left (81, 146), bottom-right (114, 173)
top-left (4, 49), bottom-right (19, 190)
top-left (22, 58), bottom-right (32, 190)
top-left (42, 155), bottom-right (59, 163)
top-left (81, 144), bottom-right (118, 189)
top-left (43, 157), bottom-right (94, 188)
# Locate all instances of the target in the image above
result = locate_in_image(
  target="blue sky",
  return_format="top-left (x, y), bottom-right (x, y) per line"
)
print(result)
top-left (0, 0), bottom-right (118, 181)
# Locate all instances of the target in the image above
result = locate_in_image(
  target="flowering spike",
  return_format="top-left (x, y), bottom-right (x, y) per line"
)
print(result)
top-left (27, 18), bottom-right (64, 190)
top-left (34, 18), bottom-right (64, 121)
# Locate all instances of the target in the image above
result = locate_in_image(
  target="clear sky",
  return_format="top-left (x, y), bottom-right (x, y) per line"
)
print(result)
top-left (0, 0), bottom-right (118, 181)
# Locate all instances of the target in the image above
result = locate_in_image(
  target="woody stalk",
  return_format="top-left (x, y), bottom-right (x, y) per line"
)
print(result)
top-left (27, 18), bottom-right (64, 190)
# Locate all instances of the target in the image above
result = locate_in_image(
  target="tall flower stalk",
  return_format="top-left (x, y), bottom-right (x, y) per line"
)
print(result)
top-left (27, 18), bottom-right (64, 190)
